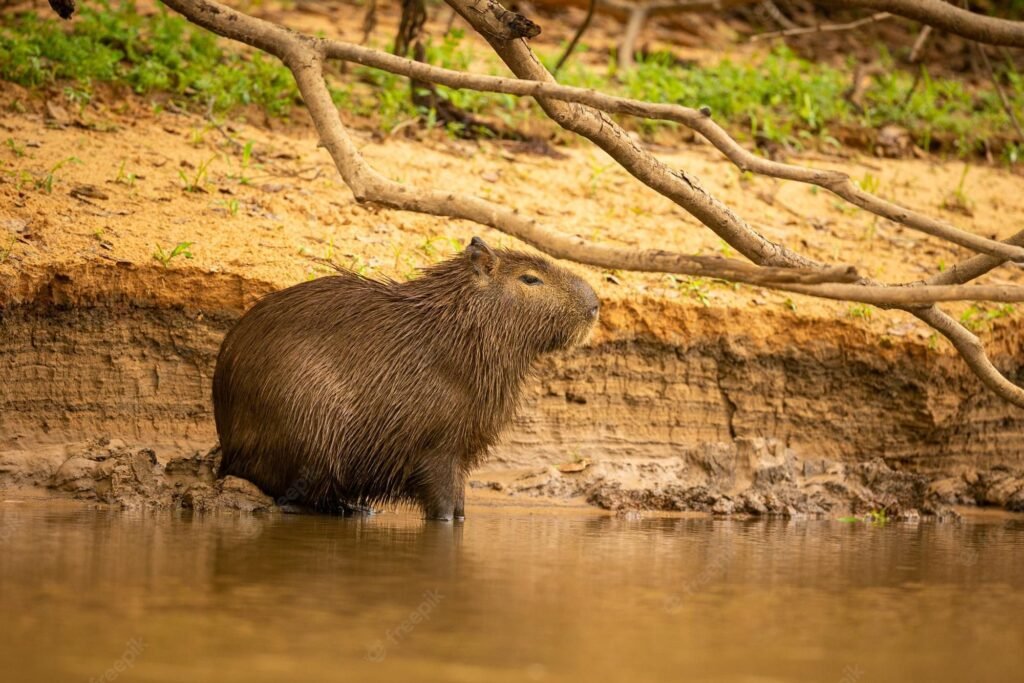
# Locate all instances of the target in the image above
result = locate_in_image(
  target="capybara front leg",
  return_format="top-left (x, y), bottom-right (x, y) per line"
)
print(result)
top-left (421, 467), bottom-right (464, 521)
top-left (454, 484), bottom-right (465, 521)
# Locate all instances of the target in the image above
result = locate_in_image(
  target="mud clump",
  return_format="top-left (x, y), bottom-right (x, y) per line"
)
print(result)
top-left (47, 439), bottom-right (274, 512)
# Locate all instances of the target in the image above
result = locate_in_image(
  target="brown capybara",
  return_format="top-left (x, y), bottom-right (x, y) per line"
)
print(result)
top-left (213, 237), bottom-right (599, 520)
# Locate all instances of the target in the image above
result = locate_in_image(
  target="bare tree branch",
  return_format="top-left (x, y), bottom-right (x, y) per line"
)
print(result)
top-left (599, 0), bottom-right (759, 13)
top-left (443, 0), bottom-right (1024, 408)
top-left (162, 2), bottom-right (848, 288)
top-left (157, 0), bottom-right (1024, 407)
top-left (308, 19), bottom-right (1024, 263)
top-left (617, 4), bottom-right (649, 72)
top-left (839, 0), bottom-right (1024, 48)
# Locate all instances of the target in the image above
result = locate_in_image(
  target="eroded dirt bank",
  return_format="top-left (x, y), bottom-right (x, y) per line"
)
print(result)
top-left (3, 263), bottom-right (1024, 517)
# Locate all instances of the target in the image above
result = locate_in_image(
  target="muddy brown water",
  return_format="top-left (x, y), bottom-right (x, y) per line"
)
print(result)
top-left (1, 504), bottom-right (1022, 683)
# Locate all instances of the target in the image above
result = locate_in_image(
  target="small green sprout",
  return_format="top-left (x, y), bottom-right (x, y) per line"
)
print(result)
top-left (153, 241), bottom-right (195, 267)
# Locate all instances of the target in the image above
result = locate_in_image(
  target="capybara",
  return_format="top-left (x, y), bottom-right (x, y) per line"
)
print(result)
top-left (213, 237), bottom-right (599, 520)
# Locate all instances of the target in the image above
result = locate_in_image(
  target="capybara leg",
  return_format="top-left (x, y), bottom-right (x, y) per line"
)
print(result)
top-left (453, 485), bottom-right (466, 521)
top-left (421, 468), bottom-right (464, 521)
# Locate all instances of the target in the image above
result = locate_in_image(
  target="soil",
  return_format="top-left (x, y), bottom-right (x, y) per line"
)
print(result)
top-left (2, 1), bottom-right (1024, 518)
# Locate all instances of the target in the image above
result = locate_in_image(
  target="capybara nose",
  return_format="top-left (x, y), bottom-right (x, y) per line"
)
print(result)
top-left (575, 279), bottom-right (599, 319)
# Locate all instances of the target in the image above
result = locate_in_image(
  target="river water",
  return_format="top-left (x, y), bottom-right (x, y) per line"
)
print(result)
top-left (1, 503), bottom-right (1021, 682)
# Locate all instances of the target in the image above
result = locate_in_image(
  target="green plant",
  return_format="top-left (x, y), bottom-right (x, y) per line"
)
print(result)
top-left (848, 304), bottom-right (873, 320)
top-left (670, 276), bottom-right (711, 306)
top-left (2, 1), bottom-right (1020, 155)
top-left (868, 509), bottom-right (888, 525)
top-left (178, 156), bottom-right (215, 192)
top-left (35, 156), bottom-right (80, 193)
top-left (941, 164), bottom-right (973, 215)
top-left (216, 197), bottom-right (240, 216)
top-left (188, 126), bottom-right (209, 147)
top-left (236, 140), bottom-right (255, 184)
top-left (416, 235), bottom-right (461, 259)
top-left (62, 85), bottom-right (92, 107)
top-left (115, 159), bottom-right (136, 187)
top-left (838, 508), bottom-right (889, 525)
top-left (960, 303), bottom-right (1015, 331)
top-left (4, 138), bottom-right (25, 157)
top-left (152, 241), bottom-right (194, 267)
top-left (1003, 142), bottom-right (1022, 166)
top-left (859, 172), bottom-right (880, 194)
top-left (0, 236), bottom-right (15, 264)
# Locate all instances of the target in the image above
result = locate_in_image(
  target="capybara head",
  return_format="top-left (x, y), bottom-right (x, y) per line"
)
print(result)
top-left (411, 236), bottom-right (600, 355)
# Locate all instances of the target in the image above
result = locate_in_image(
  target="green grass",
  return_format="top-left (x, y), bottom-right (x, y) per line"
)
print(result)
top-left (959, 303), bottom-right (1016, 332)
top-left (838, 509), bottom-right (889, 525)
top-left (847, 304), bottom-right (873, 320)
top-left (2, 2), bottom-right (1021, 159)
top-left (0, 0), bottom-right (299, 116)
top-left (177, 155), bottom-right (215, 192)
top-left (562, 45), bottom-right (1024, 158)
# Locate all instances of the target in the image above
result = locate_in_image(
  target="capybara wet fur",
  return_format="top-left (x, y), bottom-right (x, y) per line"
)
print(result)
top-left (213, 237), bottom-right (599, 520)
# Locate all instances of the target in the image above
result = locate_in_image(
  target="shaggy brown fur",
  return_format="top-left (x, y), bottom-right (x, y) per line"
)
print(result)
top-left (213, 237), bottom-right (599, 520)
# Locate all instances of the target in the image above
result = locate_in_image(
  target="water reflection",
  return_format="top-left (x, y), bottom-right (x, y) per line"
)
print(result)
top-left (0, 505), bottom-right (1021, 682)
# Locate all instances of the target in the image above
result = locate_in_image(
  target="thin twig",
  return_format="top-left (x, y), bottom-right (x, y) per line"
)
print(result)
top-left (974, 42), bottom-right (1024, 143)
top-left (554, 0), bottom-right (597, 75)
top-left (758, 0), bottom-right (799, 31)
top-left (909, 24), bottom-right (932, 62)
top-left (750, 11), bottom-right (891, 42)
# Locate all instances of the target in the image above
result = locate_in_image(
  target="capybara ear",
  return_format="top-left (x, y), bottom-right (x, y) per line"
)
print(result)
top-left (466, 236), bottom-right (498, 277)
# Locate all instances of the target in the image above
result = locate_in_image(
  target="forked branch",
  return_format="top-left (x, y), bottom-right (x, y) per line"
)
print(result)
top-left (155, 0), bottom-right (1024, 407)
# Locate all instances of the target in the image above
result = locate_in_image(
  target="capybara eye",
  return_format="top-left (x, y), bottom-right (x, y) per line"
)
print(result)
top-left (519, 274), bottom-right (543, 286)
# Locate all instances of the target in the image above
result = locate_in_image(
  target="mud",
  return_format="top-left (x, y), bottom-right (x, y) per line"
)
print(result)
top-left (13, 432), bottom-right (1024, 519)
top-left (482, 439), bottom-right (1008, 520)
top-left (17, 438), bottom-right (274, 512)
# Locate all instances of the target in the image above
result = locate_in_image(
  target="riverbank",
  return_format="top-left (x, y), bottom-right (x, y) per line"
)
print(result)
top-left (3, 7), bottom-right (1024, 518)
